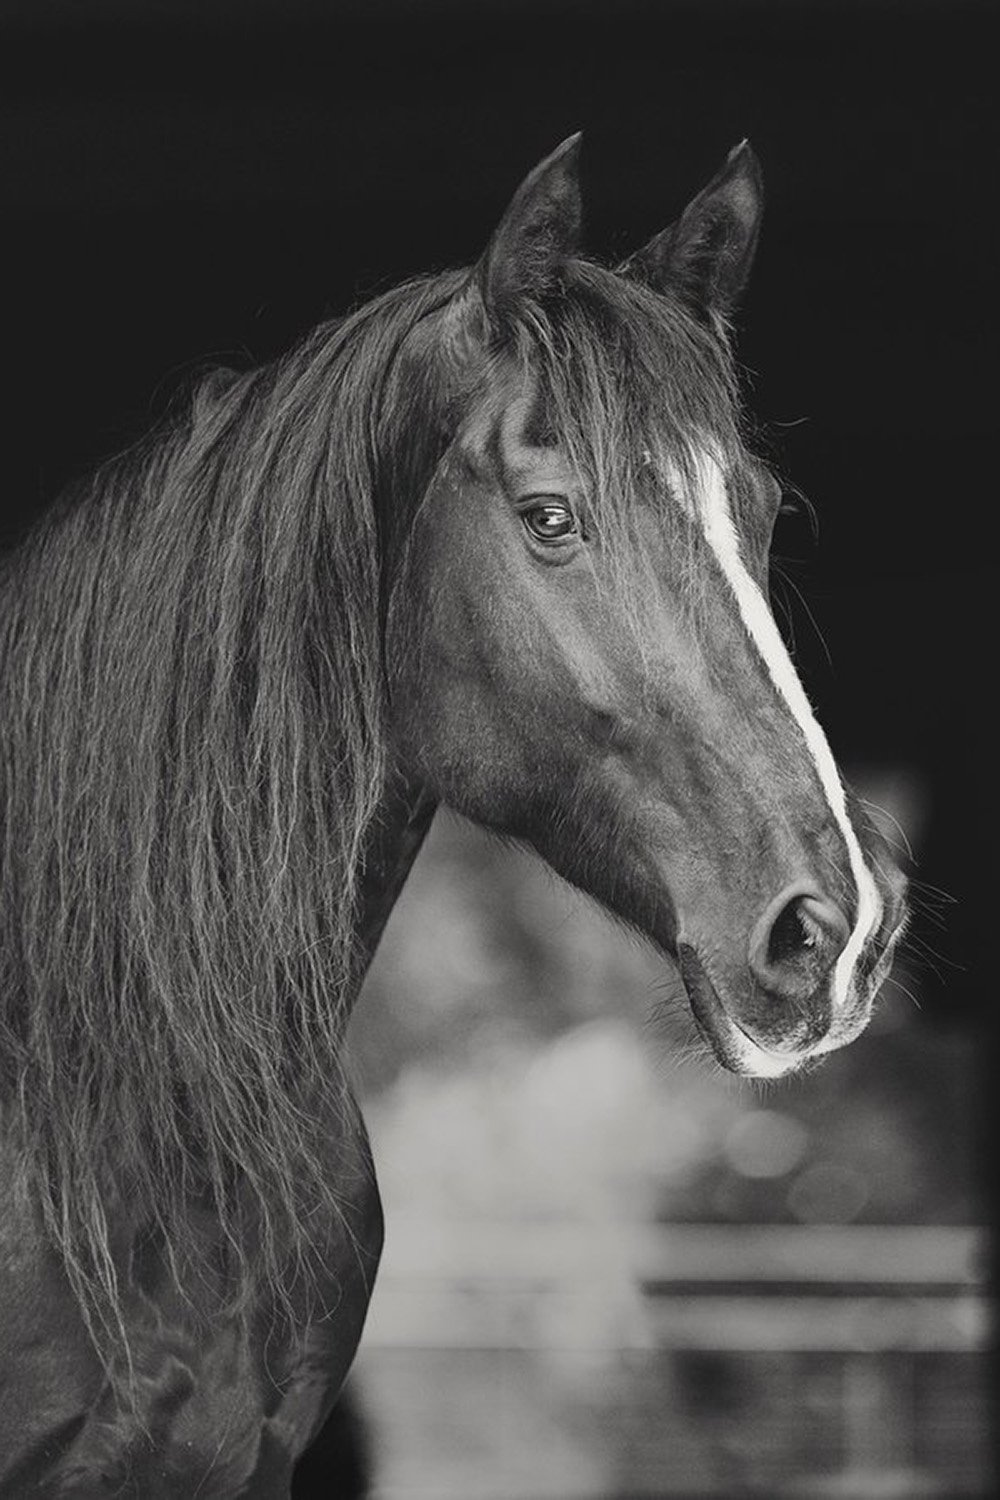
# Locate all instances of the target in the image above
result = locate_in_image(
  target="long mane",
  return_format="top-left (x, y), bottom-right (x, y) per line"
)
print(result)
top-left (0, 271), bottom-right (458, 1360)
top-left (0, 255), bottom-right (744, 1371)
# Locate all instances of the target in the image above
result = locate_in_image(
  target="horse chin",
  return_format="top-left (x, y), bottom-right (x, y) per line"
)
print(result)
top-left (676, 943), bottom-right (813, 1080)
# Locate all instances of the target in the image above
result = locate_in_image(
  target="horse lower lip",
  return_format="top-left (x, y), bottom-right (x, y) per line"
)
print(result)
top-left (676, 943), bottom-right (744, 1067)
top-left (676, 943), bottom-right (801, 1076)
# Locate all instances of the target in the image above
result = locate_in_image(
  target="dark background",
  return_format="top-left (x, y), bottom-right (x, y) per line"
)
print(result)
top-left (0, 0), bottom-right (991, 1077)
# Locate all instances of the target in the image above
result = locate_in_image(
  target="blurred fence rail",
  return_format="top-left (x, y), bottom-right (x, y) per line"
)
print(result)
top-left (365, 1221), bottom-right (988, 1351)
top-left (357, 1222), bottom-right (992, 1498)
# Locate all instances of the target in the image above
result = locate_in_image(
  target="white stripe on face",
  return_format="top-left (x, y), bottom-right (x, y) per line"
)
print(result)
top-left (690, 452), bottom-right (882, 1007)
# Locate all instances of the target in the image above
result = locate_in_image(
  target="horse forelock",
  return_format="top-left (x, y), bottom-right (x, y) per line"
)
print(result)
top-left (496, 262), bottom-right (748, 609)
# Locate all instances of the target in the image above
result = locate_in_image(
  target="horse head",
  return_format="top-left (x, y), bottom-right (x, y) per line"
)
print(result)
top-left (384, 136), bottom-right (907, 1078)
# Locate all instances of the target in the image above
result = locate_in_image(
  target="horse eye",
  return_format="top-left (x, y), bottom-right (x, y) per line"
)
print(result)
top-left (522, 502), bottom-right (578, 542)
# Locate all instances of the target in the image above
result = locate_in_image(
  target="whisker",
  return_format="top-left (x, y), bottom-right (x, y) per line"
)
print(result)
top-left (884, 973), bottom-right (923, 1011)
top-left (858, 795), bottom-right (916, 863)
top-left (770, 563), bottom-right (834, 670)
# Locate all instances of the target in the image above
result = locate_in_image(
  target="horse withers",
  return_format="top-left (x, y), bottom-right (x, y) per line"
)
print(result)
top-left (0, 138), bottom-right (907, 1495)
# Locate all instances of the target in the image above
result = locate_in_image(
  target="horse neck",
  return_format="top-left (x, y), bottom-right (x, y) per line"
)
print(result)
top-left (353, 774), bottom-right (437, 981)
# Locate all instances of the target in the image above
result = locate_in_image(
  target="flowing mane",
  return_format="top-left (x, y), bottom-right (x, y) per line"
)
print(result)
top-left (0, 271), bottom-right (463, 1356)
top-left (0, 257), bottom-right (742, 1367)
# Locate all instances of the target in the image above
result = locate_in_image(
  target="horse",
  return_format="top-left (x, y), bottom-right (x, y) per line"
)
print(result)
top-left (0, 136), bottom-right (907, 1496)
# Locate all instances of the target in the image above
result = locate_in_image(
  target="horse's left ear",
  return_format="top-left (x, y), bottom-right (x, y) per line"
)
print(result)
top-left (621, 141), bottom-right (763, 323)
top-left (472, 134), bottom-right (583, 322)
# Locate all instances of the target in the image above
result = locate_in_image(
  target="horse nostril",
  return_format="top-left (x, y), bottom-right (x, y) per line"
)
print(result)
top-left (750, 886), bottom-right (850, 1000)
top-left (768, 896), bottom-right (823, 965)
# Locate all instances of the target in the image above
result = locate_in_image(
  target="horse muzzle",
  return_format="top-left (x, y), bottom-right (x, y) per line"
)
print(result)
top-left (677, 876), bottom-right (909, 1079)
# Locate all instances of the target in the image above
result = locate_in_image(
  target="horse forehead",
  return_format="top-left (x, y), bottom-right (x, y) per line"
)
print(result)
top-left (456, 391), bottom-right (739, 537)
top-left (456, 390), bottom-right (564, 483)
top-left (457, 391), bottom-right (683, 496)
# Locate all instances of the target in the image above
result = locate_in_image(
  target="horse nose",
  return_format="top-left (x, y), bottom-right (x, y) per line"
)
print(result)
top-left (748, 883), bottom-right (850, 1002)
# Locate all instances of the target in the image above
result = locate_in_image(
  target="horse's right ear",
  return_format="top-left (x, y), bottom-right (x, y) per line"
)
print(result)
top-left (463, 135), bottom-right (583, 328)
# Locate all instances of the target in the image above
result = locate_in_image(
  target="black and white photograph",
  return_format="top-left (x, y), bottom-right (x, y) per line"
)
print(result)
top-left (0, 2), bottom-right (992, 1496)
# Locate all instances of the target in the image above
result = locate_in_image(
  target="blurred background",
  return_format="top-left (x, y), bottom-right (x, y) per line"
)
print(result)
top-left (0, 1), bottom-right (992, 1495)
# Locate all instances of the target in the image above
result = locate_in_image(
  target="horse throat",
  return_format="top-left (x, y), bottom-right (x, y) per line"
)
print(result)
top-left (354, 776), bottom-right (438, 981)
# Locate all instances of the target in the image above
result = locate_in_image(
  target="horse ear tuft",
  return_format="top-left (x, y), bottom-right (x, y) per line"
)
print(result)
top-left (473, 134), bottom-right (583, 321)
top-left (621, 141), bottom-right (764, 324)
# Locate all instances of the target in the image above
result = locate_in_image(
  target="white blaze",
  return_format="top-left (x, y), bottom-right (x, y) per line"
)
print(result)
top-left (691, 453), bottom-right (882, 1007)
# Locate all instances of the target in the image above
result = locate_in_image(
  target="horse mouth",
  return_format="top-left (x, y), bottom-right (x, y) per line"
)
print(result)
top-left (676, 944), bottom-right (809, 1080)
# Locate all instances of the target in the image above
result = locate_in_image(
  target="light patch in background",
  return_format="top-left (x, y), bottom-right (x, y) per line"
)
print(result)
top-left (350, 816), bottom-right (986, 1497)
top-left (788, 1161), bottom-right (871, 1225)
top-left (724, 1108), bottom-right (809, 1179)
